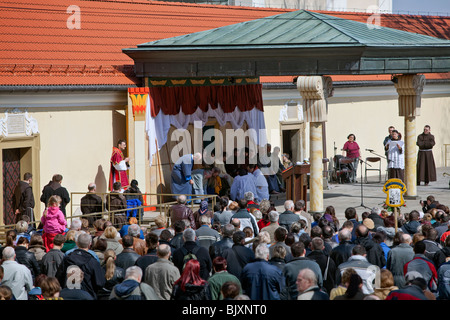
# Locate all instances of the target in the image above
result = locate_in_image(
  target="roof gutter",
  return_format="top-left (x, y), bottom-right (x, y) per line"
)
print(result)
top-left (0, 84), bottom-right (137, 93)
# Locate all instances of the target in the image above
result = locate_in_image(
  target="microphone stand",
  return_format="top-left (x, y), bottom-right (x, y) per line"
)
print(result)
top-left (366, 149), bottom-right (388, 161)
top-left (354, 157), bottom-right (371, 210)
top-left (366, 149), bottom-right (391, 205)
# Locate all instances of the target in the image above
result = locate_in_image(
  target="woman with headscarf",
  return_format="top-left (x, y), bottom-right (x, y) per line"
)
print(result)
top-left (193, 200), bottom-right (213, 230)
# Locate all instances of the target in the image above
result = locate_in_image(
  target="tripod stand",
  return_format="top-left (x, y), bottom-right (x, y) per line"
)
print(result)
top-left (354, 158), bottom-right (371, 210)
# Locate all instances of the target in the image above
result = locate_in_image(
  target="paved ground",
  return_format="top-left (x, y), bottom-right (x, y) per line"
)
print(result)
top-left (272, 166), bottom-right (450, 223)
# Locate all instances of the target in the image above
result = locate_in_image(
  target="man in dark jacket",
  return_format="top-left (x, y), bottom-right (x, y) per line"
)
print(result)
top-left (433, 236), bottom-right (450, 269)
top-left (15, 239), bottom-right (41, 280)
top-left (80, 183), bottom-right (104, 226)
top-left (106, 181), bottom-right (128, 229)
top-left (40, 174), bottom-right (71, 216)
top-left (116, 235), bottom-right (140, 271)
top-left (41, 233), bottom-right (65, 277)
top-left (278, 200), bottom-right (300, 232)
top-left (222, 231), bottom-right (255, 279)
top-left (135, 232), bottom-right (159, 282)
top-left (170, 220), bottom-right (186, 250)
top-left (209, 223), bottom-right (234, 260)
top-left (172, 228), bottom-right (212, 280)
top-left (330, 228), bottom-right (355, 267)
top-left (354, 224), bottom-right (386, 268)
top-left (57, 232), bottom-right (106, 299)
top-left (231, 199), bottom-right (259, 236)
top-left (110, 266), bottom-right (159, 300)
top-left (423, 227), bottom-right (443, 261)
top-left (13, 172), bottom-right (35, 222)
top-left (401, 210), bottom-right (421, 235)
top-left (307, 237), bottom-right (337, 294)
top-left (282, 241), bottom-right (323, 300)
top-left (240, 243), bottom-right (283, 300)
top-left (344, 207), bottom-right (360, 242)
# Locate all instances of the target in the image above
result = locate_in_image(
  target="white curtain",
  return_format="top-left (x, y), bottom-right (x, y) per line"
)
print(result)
top-left (145, 95), bottom-right (268, 166)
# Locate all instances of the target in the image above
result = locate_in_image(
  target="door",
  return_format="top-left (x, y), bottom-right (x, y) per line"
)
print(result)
top-left (2, 149), bottom-right (21, 225)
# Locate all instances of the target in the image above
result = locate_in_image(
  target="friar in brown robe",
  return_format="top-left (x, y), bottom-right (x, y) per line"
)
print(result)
top-left (417, 125), bottom-right (436, 185)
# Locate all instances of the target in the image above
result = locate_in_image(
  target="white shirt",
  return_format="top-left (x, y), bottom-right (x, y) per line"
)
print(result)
top-left (230, 173), bottom-right (258, 201)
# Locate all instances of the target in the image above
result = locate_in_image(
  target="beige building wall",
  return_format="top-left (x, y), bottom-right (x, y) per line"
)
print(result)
top-left (34, 108), bottom-right (127, 216)
top-left (0, 90), bottom-right (127, 223)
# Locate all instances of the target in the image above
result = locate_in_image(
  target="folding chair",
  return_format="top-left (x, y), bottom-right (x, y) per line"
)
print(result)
top-left (365, 157), bottom-right (382, 183)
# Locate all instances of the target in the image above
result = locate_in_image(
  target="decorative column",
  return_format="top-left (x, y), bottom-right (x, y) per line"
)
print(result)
top-left (297, 76), bottom-right (333, 213)
top-left (128, 87), bottom-right (157, 205)
top-left (394, 74), bottom-right (425, 199)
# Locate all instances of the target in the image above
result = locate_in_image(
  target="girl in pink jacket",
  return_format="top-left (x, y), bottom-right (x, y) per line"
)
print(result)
top-left (41, 195), bottom-right (67, 250)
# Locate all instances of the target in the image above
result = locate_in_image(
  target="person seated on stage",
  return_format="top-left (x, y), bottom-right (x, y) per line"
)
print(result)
top-left (206, 167), bottom-right (223, 196)
top-left (258, 144), bottom-right (284, 194)
top-left (225, 148), bottom-right (240, 178)
top-left (229, 168), bottom-right (258, 202)
top-left (282, 153), bottom-right (293, 169)
top-left (212, 151), bottom-right (233, 196)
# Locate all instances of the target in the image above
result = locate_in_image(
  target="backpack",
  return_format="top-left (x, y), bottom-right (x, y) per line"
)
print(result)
top-left (181, 246), bottom-right (200, 270)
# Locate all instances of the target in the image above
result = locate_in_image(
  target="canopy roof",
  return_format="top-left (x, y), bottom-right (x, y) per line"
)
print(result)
top-left (123, 10), bottom-right (450, 77)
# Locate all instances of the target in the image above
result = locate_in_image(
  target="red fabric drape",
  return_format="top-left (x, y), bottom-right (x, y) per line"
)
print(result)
top-left (149, 84), bottom-right (263, 117)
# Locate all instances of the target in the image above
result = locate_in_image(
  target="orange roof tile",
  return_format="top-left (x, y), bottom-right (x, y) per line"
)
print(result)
top-left (0, 0), bottom-right (448, 86)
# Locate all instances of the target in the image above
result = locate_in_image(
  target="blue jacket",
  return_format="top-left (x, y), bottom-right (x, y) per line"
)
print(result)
top-left (240, 259), bottom-right (283, 300)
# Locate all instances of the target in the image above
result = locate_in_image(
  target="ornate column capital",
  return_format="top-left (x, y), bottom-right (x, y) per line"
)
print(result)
top-left (128, 87), bottom-right (149, 120)
top-left (394, 74), bottom-right (426, 117)
top-left (296, 76), bottom-right (333, 122)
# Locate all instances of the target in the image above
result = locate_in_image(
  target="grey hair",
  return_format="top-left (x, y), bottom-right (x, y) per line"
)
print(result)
top-left (128, 224), bottom-right (140, 237)
top-left (183, 228), bottom-right (196, 242)
top-left (2, 246), bottom-right (15, 260)
top-left (268, 210), bottom-right (279, 222)
top-left (244, 192), bottom-right (254, 201)
top-left (259, 200), bottom-right (271, 214)
top-left (71, 218), bottom-right (82, 230)
top-left (76, 232), bottom-right (92, 249)
top-left (284, 200), bottom-right (294, 211)
top-left (371, 207), bottom-right (381, 215)
top-left (223, 224), bottom-right (235, 237)
top-left (254, 243), bottom-right (270, 260)
top-left (338, 228), bottom-right (352, 242)
top-left (177, 194), bottom-right (187, 204)
top-left (125, 266), bottom-right (143, 281)
top-left (299, 268), bottom-right (318, 285)
top-left (157, 244), bottom-right (171, 257)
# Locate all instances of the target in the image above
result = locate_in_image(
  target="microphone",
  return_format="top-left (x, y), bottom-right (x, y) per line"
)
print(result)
top-left (366, 149), bottom-right (374, 152)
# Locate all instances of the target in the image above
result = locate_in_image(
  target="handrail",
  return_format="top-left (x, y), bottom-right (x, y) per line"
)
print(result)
top-left (0, 192), bottom-right (218, 239)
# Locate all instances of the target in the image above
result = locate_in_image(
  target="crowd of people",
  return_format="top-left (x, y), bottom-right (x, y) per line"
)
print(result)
top-left (0, 133), bottom-right (444, 301)
top-left (1, 184), bottom-right (449, 300)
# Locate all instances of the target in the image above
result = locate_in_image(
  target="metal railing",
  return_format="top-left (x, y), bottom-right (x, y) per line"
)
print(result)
top-left (70, 192), bottom-right (218, 221)
top-left (0, 192), bottom-right (218, 244)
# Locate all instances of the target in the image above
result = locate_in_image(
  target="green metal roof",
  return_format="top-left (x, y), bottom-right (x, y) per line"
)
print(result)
top-left (137, 10), bottom-right (450, 48)
top-left (123, 10), bottom-right (450, 77)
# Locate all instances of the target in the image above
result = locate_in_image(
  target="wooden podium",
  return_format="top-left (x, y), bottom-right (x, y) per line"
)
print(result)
top-left (281, 164), bottom-right (310, 211)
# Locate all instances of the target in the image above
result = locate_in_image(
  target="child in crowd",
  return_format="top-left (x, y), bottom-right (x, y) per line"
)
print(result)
top-left (41, 195), bottom-right (67, 251)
